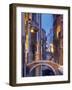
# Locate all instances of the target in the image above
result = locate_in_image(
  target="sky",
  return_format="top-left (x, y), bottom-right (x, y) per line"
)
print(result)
top-left (42, 14), bottom-right (54, 44)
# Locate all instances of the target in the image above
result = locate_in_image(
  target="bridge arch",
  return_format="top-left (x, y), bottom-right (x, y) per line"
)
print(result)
top-left (29, 63), bottom-right (57, 75)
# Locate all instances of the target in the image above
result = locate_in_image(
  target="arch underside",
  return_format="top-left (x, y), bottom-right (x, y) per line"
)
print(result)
top-left (26, 61), bottom-right (62, 76)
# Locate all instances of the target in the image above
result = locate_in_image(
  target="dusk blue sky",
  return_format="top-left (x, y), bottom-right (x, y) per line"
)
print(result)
top-left (42, 14), bottom-right (54, 44)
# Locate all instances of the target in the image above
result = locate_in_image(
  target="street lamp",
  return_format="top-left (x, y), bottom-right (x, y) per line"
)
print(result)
top-left (31, 29), bottom-right (35, 33)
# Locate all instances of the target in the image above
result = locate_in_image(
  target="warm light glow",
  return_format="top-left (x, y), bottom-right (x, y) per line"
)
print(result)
top-left (56, 25), bottom-right (61, 38)
top-left (50, 44), bottom-right (54, 53)
top-left (24, 13), bottom-right (29, 24)
top-left (25, 34), bottom-right (28, 49)
top-left (31, 29), bottom-right (35, 33)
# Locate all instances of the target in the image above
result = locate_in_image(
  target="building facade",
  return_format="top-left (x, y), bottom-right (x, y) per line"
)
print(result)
top-left (22, 13), bottom-right (43, 76)
top-left (53, 15), bottom-right (63, 65)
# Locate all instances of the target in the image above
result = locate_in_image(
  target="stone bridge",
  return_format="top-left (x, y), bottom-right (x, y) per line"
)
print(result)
top-left (27, 60), bottom-right (61, 75)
